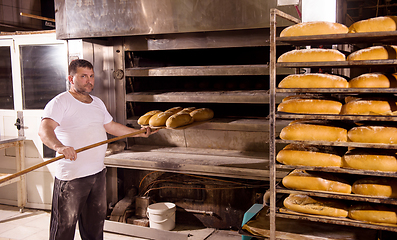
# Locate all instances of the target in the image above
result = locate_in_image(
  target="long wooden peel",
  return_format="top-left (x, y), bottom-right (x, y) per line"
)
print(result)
top-left (0, 128), bottom-right (152, 185)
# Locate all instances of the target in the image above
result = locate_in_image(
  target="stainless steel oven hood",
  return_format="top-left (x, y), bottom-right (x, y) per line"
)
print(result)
top-left (54, 0), bottom-right (299, 39)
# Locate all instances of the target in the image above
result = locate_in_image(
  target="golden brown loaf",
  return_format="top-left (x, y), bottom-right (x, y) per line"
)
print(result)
top-left (137, 110), bottom-right (162, 125)
top-left (282, 170), bottom-right (352, 194)
top-left (349, 73), bottom-right (397, 88)
top-left (348, 16), bottom-right (397, 33)
top-left (347, 45), bottom-right (397, 61)
top-left (190, 108), bottom-right (214, 121)
top-left (349, 203), bottom-right (397, 224)
top-left (352, 177), bottom-right (397, 198)
top-left (280, 21), bottom-right (348, 37)
top-left (280, 121), bottom-right (348, 142)
top-left (278, 49), bottom-right (346, 62)
top-left (165, 112), bottom-right (194, 128)
top-left (148, 111), bottom-right (175, 127)
top-left (342, 148), bottom-right (397, 172)
top-left (278, 98), bottom-right (342, 114)
top-left (348, 125), bottom-right (397, 144)
top-left (284, 194), bottom-right (349, 218)
top-left (278, 73), bottom-right (349, 88)
top-left (276, 144), bottom-right (343, 167)
top-left (180, 107), bottom-right (196, 113)
top-left (164, 106), bottom-right (183, 114)
top-left (340, 99), bottom-right (397, 115)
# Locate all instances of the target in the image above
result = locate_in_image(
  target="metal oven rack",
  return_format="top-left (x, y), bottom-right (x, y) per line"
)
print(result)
top-left (269, 8), bottom-right (397, 240)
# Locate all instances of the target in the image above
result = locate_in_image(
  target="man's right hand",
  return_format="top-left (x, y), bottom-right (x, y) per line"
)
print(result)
top-left (55, 145), bottom-right (77, 161)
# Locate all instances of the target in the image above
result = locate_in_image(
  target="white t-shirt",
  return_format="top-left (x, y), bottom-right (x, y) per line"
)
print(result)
top-left (42, 91), bottom-right (113, 180)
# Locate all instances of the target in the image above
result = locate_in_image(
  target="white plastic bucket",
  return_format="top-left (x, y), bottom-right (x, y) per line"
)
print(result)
top-left (146, 202), bottom-right (176, 230)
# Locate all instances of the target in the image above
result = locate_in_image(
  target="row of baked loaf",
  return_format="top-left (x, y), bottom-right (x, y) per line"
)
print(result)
top-left (278, 95), bottom-right (397, 115)
top-left (137, 107), bottom-right (214, 128)
top-left (279, 72), bottom-right (397, 89)
top-left (278, 45), bottom-right (397, 63)
top-left (280, 120), bottom-right (397, 144)
top-left (280, 16), bottom-right (397, 37)
top-left (277, 143), bottom-right (397, 172)
top-left (284, 193), bottom-right (397, 225)
top-left (283, 169), bottom-right (397, 197)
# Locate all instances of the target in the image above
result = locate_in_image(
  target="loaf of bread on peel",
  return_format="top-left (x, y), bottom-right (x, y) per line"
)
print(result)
top-left (165, 112), bottom-right (194, 128)
top-left (280, 21), bottom-right (348, 37)
top-left (276, 144), bottom-right (343, 167)
top-left (348, 125), bottom-right (397, 144)
top-left (348, 16), bottom-right (397, 33)
top-left (347, 45), bottom-right (397, 61)
top-left (280, 120), bottom-right (348, 142)
top-left (190, 108), bottom-right (214, 121)
top-left (278, 49), bottom-right (346, 62)
top-left (349, 73), bottom-right (397, 88)
top-left (278, 98), bottom-right (342, 114)
top-left (349, 203), bottom-right (397, 224)
top-left (148, 111), bottom-right (175, 127)
top-left (165, 106), bottom-right (183, 114)
top-left (180, 107), bottom-right (196, 113)
top-left (340, 98), bottom-right (397, 115)
top-left (342, 148), bottom-right (397, 172)
top-left (282, 169), bottom-right (351, 193)
top-left (284, 194), bottom-right (348, 218)
top-left (352, 177), bottom-right (397, 198)
top-left (278, 73), bottom-right (349, 88)
top-left (137, 110), bottom-right (162, 125)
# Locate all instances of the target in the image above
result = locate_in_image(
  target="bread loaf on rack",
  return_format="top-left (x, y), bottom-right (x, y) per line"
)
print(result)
top-left (348, 16), bottom-right (397, 33)
top-left (278, 49), bottom-right (346, 62)
top-left (349, 203), bottom-right (397, 224)
top-left (278, 98), bottom-right (342, 114)
top-left (347, 45), bottom-right (397, 61)
top-left (276, 144), bottom-right (343, 167)
top-left (282, 170), bottom-right (352, 193)
top-left (340, 98), bottom-right (397, 115)
top-left (349, 73), bottom-right (397, 88)
top-left (280, 120), bottom-right (348, 142)
top-left (342, 148), bottom-right (397, 172)
top-left (137, 110), bottom-right (163, 125)
top-left (352, 177), bottom-right (397, 198)
top-left (283, 194), bottom-right (349, 217)
top-left (278, 73), bottom-right (349, 88)
top-left (348, 125), bottom-right (397, 144)
top-left (280, 21), bottom-right (348, 37)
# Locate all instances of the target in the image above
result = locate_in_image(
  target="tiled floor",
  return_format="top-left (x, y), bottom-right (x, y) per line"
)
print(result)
top-left (0, 204), bottom-right (242, 240)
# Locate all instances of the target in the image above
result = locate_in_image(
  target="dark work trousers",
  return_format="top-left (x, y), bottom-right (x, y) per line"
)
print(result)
top-left (49, 168), bottom-right (107, 240)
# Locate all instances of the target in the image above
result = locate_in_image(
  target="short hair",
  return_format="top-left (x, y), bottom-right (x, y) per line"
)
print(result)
top-left (69, 59), bottom-right (93, 75)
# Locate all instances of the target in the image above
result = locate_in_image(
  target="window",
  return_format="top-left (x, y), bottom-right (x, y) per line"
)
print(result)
top-left (0, 47), bottom-right (13, 109)
top-left (20, 44), bottom-right (67, 109)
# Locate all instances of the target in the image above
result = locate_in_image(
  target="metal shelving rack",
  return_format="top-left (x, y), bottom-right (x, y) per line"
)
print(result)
top-left (269, 8), bottom-right (397, 240)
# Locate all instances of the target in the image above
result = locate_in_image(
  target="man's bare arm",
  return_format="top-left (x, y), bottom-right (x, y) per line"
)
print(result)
top-left (38, 118), bottom-right (77, 160)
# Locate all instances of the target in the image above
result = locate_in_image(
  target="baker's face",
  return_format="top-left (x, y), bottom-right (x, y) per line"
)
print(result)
top-left (69, 67), bottom-right (95, 94)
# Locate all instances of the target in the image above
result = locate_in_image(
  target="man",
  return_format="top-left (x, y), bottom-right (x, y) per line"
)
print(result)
top-left (38, 59), bottom-right (156, 240)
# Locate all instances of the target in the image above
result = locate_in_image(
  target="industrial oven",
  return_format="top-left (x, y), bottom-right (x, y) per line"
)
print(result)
top-left (55, 0), bottom-right (299, 230)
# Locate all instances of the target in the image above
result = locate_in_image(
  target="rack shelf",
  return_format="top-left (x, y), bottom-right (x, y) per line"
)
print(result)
top-left (276, 186), bottom-right (397, 205)
top-left (276, 164), bottom-right (397, 178)
top-left (277, 31), bottom-right (397, 46)
top-left (276, 211), bottom-right (397, 233)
